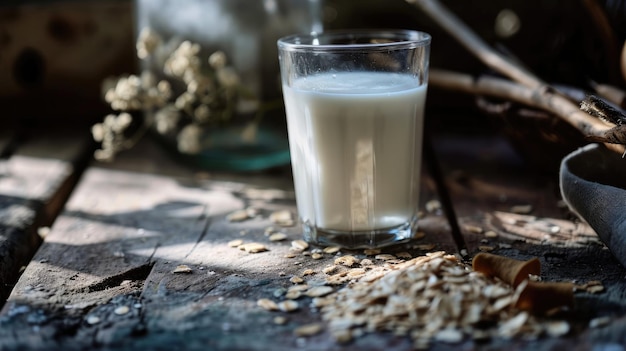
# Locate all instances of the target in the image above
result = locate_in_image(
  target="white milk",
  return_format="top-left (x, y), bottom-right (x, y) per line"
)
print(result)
top-left (283, 71), bottom-right (427, 231)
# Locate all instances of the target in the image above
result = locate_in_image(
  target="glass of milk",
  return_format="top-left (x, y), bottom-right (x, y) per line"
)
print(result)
top-left (278, 30), bottom-right (431, 249)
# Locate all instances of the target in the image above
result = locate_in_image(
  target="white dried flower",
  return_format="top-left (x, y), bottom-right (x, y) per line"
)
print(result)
top-left (165, 57), bottom-right (188, 77)
top-left (208, 51), bottom-right (227, 69)
top-left (177, 124), bottom-right (203, 154)
top-left (116, 75), bottom-right (141, 99)
top-left (187, 77), bottom-right (213, 96)
top-left (153, 36), bottom-right (183, 69)
top-left (164, 40), bottom-right (202, 78)
top-left (104, 114), bottom-right (117, 126)
top-left (140, 70), bottom-right (157, 89)
top-left (91, 123), bottom-right (105, 142)
top-left (154, 104), bottom-right (180, 134)
top-left (101, 76), bottom-right (118, 99)
top-left (94, 149), bottom-right (114, 162)
top-left (193, 104), bottom-right (211, 123)
top-left (179, 40), bottom-right (201, 56)
top-left (104, 88), bottom-right (117, 104)
top-left (175, 91), bottom-right (196, 111)
top-left (113, 112), bottom-right (133, 133)
top-left (93, 28), bottom-right (258, 163)
top-left (136, 27), bottom-right (162, 59)
top-left (157, 80), bottom-right (172, 96)
top-left (216, 67), bottom-right (240, 88)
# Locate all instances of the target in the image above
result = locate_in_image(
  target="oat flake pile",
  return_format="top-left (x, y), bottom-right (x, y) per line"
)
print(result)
top-left (311, 251), bottom-right (570, 348)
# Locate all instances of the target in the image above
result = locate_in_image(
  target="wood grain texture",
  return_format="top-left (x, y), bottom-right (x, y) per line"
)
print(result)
top-left (1, 135), bottom-right (626, 350)
top-left (0, 127), bottom-right (93, 303)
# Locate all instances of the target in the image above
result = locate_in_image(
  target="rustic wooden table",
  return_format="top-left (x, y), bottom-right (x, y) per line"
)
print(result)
top-left (0, 122), bottom-right (624, 351)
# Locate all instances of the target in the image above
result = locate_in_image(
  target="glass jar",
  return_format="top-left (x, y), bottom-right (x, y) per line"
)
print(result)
top-left (134, 0), bottom-right (323, 171)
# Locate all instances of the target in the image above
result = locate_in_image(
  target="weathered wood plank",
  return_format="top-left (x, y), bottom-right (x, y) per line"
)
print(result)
top-left (0, 137), bottom-right (450, 350)
top-left (0, 127), bottom-right (93, 304)
top-left (434, 134), bottom-right (626, 343)
top-left (5, 134), bottom-right (626, 350)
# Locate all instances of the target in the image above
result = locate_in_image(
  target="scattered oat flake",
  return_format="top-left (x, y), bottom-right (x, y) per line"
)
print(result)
top-left (360, 258), bottom-right (374, 266)
top-left (549, 225), bottom-right (561, 234)
top-left (478, 245), bottom-right (494, 252)
top-left (284, 252), bottom-right (298, 258)
top-left (510, 204), bottom-right (533, 214)
top-left (545, 320), bottom-right (570, 337)
top-left (291, 240), bottom-right (309, 251)
top-left (426, 199), bottom-right (441, 212)
top-left (285, 290), bottom-right (302, 300)
top-left (172, 265), bottom-right (193, 274)
top-left (587, 285), bottom-right (605, 294)
top-left (434, 328), bottom-right (464, 343)
top-left (241, 243), bottom-right (268, 253)
top-left (311, 253), bottom-right (323, 260)
top-left (363, 249), bottom-right (381, 256)
top-left (37, 226), bottom-right (50, 238)
top-left (228, 239), bottom-right (243, 247)
top-left (334, 255), bottom-right (359, 267)
top-left (288, 284), bottom-right (309, 292)
top-left (226, 209), bottom-right (252, 222)
top-left (274, 316), bottom-right (288, 325)
top-left (294, 323), bottom-right (323, 337)
top-left (485, 230), bottom-right (499, 238)
top-left (278, 300), bottom-right (299, 312)
top-left (263, 250), bottom-right (576, 345)
top-left (498, 312), bottom-right (528, 337)
top-left (301, 269), bottom-right (315, 276)
top-left (464, 224), bottom-right (483, 234)
top-left (290, 276), bottom-right (304, 284)
top-left (347, 268), bottom-right (366, 278)
top-left (269, 232), bottom-right (288, 242)
top-left (306, 286), bottom-right (334, 297)
top-left (86, 315), bottom-right (101, 325)
top-left (114, 306), bottom-right (130, 315)
top-left (589, 316), bottom-right (611, 328)
top-left (323, 246), bottom-right (341, 254)
top-left (270, 210), bottom-right (295, 226)
top-left (257, 298), bottom-right (278, 311)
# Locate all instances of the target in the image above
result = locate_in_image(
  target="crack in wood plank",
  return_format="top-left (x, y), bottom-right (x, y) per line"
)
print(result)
top-left (82, 263), bottom-right (154, 293)
top-left (184, 204), bottom-right (212, 259)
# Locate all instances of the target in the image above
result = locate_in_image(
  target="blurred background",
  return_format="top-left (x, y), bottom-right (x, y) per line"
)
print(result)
top-left (1, 0), bottom-right (625, 170)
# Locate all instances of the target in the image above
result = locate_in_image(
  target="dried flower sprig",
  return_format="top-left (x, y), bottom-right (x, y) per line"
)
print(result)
top-left (92, 27), bottom-right (260, 162)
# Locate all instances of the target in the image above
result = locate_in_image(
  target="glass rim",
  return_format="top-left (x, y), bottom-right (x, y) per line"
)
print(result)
top-left (277, 29), bottom-right (431, 52)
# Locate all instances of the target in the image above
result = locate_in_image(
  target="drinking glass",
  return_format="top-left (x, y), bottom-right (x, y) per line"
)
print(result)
top-left (278, 30), bottom-right (431, 248)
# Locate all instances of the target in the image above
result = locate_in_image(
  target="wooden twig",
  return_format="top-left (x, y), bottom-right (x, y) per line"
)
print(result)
top-left (429, 69), bottom-right (624, 153)
top-left (408, 0), bottom-right (625, 152)
top-left (407, 0), bottom-right (544, 89)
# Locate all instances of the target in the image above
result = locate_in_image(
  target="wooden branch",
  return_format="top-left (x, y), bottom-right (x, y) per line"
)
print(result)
top-left (409, 0), bottom-right (625, 152)
top-left (407, 0), bottom-right (544, 89)
top-left (429, 69), bottom-right (625, 153)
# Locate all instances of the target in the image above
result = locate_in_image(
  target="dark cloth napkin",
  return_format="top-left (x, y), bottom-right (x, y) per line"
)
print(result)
top-left (560, 143), bottom-right (626, 268)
